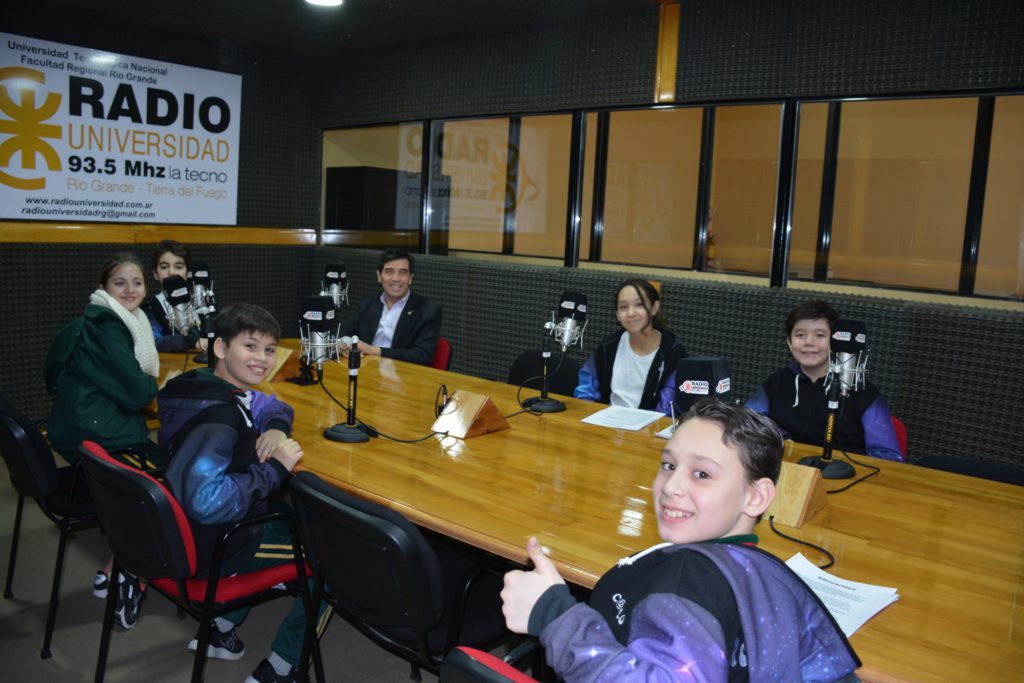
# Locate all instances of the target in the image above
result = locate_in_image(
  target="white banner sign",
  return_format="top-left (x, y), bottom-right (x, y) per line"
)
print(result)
top-left (1, 32), bottom-right (241, 224)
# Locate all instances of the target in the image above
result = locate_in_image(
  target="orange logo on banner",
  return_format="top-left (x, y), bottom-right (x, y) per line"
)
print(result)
top-left (0, 67), bottom-right (64, 190)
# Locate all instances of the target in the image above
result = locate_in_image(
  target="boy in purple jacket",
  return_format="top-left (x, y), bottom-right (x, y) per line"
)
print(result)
top-left (502, 400), bottom-right (860, 682)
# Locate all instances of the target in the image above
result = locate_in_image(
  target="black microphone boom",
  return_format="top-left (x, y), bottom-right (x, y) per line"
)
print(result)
top-left (324, 342), bottom-right (372, 443)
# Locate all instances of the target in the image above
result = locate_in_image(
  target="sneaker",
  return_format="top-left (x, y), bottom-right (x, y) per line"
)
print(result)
top-left (187, 623), bottom-right (245, 661)
top-left (92, 570), bottom-right (109, 599)
top-left (115, 572), bottom-right (145, 630)
top-left (244, 658), bottom-right (308, 683)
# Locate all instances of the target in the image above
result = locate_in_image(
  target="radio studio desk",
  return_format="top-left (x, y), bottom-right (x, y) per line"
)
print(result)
top-left (161, 350), bottom-right (1024, 682)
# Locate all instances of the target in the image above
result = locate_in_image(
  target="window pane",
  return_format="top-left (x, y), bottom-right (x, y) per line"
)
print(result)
top-left (596, 108), bottom-right (700, 268)
top-left (321, 124), bottom-right (422, 231)
top-left (514, 115), bottom-right (571, 258)
top-left (976, 96), bottom-right (1024, 298)
top-left (707, 104), bottom-right (782, 276)
top-left (791, 103), bottom-right (830, 279)
top-left (830, 98), bottom-right (975, 291)
top-left (443, 119), bottom-right (509, 253)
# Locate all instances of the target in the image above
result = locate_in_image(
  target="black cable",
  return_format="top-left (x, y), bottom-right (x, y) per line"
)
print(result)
top-left (316, 371), bottom-right (446, 443)
top-left (768, 516), bottom-right (835, 570)
top-left (514, 380), bottom-right (543, 416)
top-left (826, 450), bottom-right (881, 494)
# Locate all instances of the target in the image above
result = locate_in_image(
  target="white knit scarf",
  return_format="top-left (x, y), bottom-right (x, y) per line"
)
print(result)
top-left (89, 289), bottom-right (160, 377)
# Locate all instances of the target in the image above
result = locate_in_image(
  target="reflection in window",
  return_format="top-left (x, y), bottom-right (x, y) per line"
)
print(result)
top-left (443, 119), bottom-right (509, 253)
top-left (976, 96), bottom-right (1024, 299)
top-left (707, 105), bottom-right (782, 276)
top-left (829, 99), bottom-right (975, 291)
top-left (791, 103), bottom-right (829, 280)
top-left (321, 124), bottom-right (422, 232)
top-left (514, 115), bottom-right (571, 258)
top-left (598, 108), bottom-right (701, 268)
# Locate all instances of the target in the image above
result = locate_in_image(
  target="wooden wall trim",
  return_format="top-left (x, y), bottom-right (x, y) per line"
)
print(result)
top-left (655, 1), bottom-right (680, 103)
top-left (0, 222), bottom-right (318, 245)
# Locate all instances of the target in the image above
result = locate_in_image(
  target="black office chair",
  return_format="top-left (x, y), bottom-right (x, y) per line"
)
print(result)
top-left (507, 349), bottom-right (581, 397)
top-left (77, 440), bottom-right (320, 683)
top-left (290, 471), bottom-right (510, 682)
top-left (914, 455), bottom-right (1024, 487)
top-left (0, 395), bottom-right (98, 659)
top-left (439, 643), bottom-right (540, 682)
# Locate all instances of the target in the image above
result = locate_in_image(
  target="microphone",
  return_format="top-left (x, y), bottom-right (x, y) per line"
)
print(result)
top-left (289, 296), bottom-right (340, 386)
top-left (188, 263), bottom-right (217, 365)
top-left (323, 340), bottom-right (372, 443)
top-left (797, 318), bottom-right (866, 479)
top-left (827, 319), bottom-right (868, 397)
top-left (544, 291), bottom-right (588, 352)
top-left (674, 357), bottom-right (732, 416)
top-left (319, 263), bottom-right (349, 308)
top-left (161, 275), bottom-right (194, 336)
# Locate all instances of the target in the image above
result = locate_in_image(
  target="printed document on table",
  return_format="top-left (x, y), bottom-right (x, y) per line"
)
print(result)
top-left (581, 406), bottom-right (664, 431)
top-left (786, 553), bottom-right (899, 637)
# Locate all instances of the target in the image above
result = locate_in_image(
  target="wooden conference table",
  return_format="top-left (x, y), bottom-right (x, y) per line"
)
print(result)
top-left (162, 350), bottom-right (1024, 682)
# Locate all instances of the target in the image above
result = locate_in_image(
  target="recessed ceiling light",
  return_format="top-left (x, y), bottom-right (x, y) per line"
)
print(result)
top-left (306, 0), bottom-right (343, 6)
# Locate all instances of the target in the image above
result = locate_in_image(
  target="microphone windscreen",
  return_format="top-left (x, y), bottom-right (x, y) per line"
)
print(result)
top-left (674, 357), bottom-right (732, 414)
top-left (324, 263), bottom-right (347, 285)
top-left (558, 291), bottom-right (587, 321)
top-left (189, 263), bottom-right (211, 287)
top-left (300, 296), bottom-right (336, 334)
top-left (162, 275), bottom-right (191, 306)
top-left (831, 319), bottom-right (867, 354)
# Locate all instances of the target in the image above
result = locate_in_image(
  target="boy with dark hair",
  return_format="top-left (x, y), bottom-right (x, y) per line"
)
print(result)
top-left (142, 238), bottom-right (204, 352)
top-left (746, 299), bottom-right (903, 461)
top-left (158, 303), bottom-right (326, 683)
top-left (501, 400), bottom-right (860, 682)
top-left (338, 247), bottom-right (442, 365)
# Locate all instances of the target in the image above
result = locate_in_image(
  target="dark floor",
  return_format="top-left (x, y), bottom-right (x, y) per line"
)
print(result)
top-left (0, 457), bottom-right (440, 682)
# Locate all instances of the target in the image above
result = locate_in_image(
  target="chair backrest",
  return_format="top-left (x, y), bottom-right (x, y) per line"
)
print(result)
top-left (439, 647), bottom-right (539, 683)
top-left (507, 349), bottom-right (581, 397)
top-left (433, 337), bottom-right (452, 371)
top-left (891, 415), bottom-right (908, 457)
top-left (0, 395), bottom-right (61, 502)
top-left (290, 471), bottom-right (445, 657)
top-left (77, 441), bottom-right (196, 580)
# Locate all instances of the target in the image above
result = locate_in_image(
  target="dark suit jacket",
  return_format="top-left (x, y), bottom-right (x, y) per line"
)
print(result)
top-left (339, 291), bottom-right (442, 366)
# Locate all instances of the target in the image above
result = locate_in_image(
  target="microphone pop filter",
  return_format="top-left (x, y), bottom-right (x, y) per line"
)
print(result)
top-left (189, 263), bottom-right (211, 288)
top-left (674, 357), bottom-right (732, 414)
top-left (831, 319), bottom-right (867, 354)
top-left (162, 274), bottom-right (191, 306)
top-left (324, 263), bottom-right (347, 286)
top-left (299, 296), bottom-right (336, 334)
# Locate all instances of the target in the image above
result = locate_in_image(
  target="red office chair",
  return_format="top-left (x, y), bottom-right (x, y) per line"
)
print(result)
top-left (891, 416), bottom-right (908, 458)
top-left (439, 644), bottom-right (540, 682)
top-left (432, 336), bottom-right (452, 371)
top-left (77, 441), bottom-right (319, 683)
top-left (0, 397), bottom-right (98, 659)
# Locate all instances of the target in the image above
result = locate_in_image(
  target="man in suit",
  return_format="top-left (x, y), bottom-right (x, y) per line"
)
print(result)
top-left (339, 248), bottom-right (442, 366)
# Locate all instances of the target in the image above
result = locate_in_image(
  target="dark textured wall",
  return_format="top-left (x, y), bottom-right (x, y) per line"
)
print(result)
top-left (676, 0), bottom-right (1024, 101)
top-left (7, 5), bottom-right (322, 229)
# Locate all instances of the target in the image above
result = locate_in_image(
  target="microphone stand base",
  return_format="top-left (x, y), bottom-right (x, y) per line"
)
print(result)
top-left (797, 455), bottom-right (855, 480)
top-left (521, 396), bottom-right (566, 413)
top-left (193, 352), bottom-right (209, 365)
top-left (323, 423), bottom-right (370, 443)
top-left (286, 376), bottom-right (318, 386)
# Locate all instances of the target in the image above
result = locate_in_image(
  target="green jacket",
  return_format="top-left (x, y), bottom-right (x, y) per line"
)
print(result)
top-left (45, 304), bottom-right (157, 461)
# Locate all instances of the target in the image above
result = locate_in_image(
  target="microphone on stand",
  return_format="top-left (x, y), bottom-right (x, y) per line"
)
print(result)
top-left (798, 319), bottom-right (866, 479)
top-left (319, 263), bottom-right (349, 308)
top-left (521, 291), bottom-right (589, 413)
top-left (323, 339), bottom-right (373, 443)
top-left (288, 296), bottom-right (340, 386)
top-left (161, 275), bottom-right (194, 337)
top-left (544, 291), bottom-right (588, 353)
top-left (188, 263), bottom-right (216, 366)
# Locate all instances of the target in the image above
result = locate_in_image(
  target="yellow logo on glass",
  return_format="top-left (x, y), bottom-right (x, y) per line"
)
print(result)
top-left (0, 67), bottom-right (63, 190)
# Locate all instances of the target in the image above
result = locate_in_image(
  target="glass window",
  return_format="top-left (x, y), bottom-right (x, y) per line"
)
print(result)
top-left (829, 98), bottom-right (976, 291)
top-left (976, 96), bottom-right (1024, 298)
top-left (321, 124), bottom-right (423, 232)
top-left (706, 104), bottom-right (782, 276)
top-left (442, 118), bottom-right (509, 253)
top-left (595, 108), bottom-right (701, 268)
top-left (790, 103), bottom-right (830, 280)
top-left (513, 115), bottom-right (572, 258)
